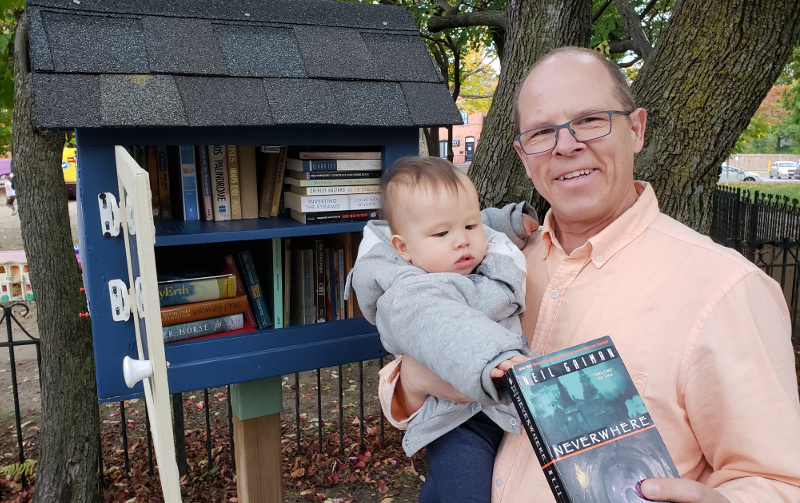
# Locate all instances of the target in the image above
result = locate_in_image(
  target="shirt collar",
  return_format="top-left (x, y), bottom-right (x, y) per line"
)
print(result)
top-left (539, 181), bottom-right (661, 266)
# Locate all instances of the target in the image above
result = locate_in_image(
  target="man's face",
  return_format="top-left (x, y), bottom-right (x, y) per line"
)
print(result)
top-left (514, 54), bottom-right (646, 235)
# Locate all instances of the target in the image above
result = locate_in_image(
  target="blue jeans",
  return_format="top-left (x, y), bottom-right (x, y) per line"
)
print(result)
top-left (419, 412), bottom-right (504, 503)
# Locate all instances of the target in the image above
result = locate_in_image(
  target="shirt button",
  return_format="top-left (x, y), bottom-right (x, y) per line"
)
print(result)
top-left (510, 418), bottom-right (517, 426)
top-left (596, 255), bottom-right (604, 262)
top-left (495, 478), bottom-right (503, 487)
top-left (550, 289), bottom-right (559, 299)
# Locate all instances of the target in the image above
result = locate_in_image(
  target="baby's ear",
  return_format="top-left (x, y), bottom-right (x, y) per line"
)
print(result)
top-left (390, 234), bottom-right (412, 262)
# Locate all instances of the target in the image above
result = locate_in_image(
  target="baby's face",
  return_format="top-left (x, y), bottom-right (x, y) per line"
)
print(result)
top-left (391, 181), bottom-right (486, 275)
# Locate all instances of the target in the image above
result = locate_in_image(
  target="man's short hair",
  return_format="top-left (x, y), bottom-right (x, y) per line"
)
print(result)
top-left (381, 156), bottom-right (470, 233)
top-left (513, 46), bottom-right (636, 132)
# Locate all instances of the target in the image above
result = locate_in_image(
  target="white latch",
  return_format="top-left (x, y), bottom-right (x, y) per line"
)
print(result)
top-left (108, 279), bottom-right (130, 322)
top-left (126, 193), bottom-right (136, 236)
top-left (98, 192), bottom-right (121, 237)
top-left (134, 277), bottom-right (145, 319)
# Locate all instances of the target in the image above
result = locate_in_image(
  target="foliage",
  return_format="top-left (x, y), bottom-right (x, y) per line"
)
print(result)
top-left (456, 48), bottom-right (497, 114)
top-left (735, 83), bottom-right (799, 155)
top-left (0, 460), bottom-right (36, 477)
top-left (0, 0), bottom-right (22, 155)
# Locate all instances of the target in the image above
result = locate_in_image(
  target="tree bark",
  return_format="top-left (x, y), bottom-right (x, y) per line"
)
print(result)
top-left (469, 0), bottom-right (592, 212)
top-left (632, 0), bottom-right (800, 232)
top-left (613, 0), bottom-right (652, 58)
top-left (13, 13), bottom-right (100, 503)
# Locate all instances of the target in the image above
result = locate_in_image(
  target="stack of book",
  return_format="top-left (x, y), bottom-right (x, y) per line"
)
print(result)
top-left (282, 151), bottom-right (382, 224)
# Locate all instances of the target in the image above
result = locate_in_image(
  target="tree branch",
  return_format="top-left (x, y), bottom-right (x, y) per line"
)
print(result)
top-left (639, 0), bottom-right (660, 20)
top-left (427, 10), bottom-right (506, 33)
top-left (436, 0), bottom-right (459, 16)
top-left (613, 0), bottom-right (653, 58)
top-left (608, 38), bottom-right (637, 54)
top-left (592, 0), bottom-right (614, 24)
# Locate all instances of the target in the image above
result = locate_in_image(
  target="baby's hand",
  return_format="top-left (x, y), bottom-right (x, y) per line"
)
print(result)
top-left (490, 354), bottom-right (530, 378)
top-left (521, 213), bottom-right (539, 236)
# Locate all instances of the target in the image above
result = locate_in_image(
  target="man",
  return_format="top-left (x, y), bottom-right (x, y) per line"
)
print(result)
top-left (376, 47), bottom-right (800, 502)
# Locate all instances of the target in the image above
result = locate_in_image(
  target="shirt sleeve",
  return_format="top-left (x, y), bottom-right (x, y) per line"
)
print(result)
top-left (685, 271), bottom-right (800, 502)
top-left (481, 202), bottom-right (538, 250)
top-left (378, 356), bottom-right (418, 430)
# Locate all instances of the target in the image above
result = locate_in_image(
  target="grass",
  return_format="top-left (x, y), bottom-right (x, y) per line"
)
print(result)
top-left (718, 181), bottom-right (800, 203)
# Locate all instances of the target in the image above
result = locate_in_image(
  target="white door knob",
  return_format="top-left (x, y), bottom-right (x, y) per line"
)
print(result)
top-left (122, 356), bottom-right (153, 388)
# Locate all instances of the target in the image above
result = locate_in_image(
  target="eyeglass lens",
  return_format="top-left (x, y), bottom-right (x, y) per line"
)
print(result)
top-left (518, 111), bottom-right (618, 155)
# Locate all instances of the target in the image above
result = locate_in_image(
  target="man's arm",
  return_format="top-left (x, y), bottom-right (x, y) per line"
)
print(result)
top-left (481, 202), bottom-right (538, 249)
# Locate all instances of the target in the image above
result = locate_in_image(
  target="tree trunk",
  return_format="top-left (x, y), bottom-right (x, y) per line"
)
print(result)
top-left (469, 0), bottom-right (592, 213)
top-left (632, 0), bottom-right (800, 232)
top-left (13, 13), bottom-right (100, 503)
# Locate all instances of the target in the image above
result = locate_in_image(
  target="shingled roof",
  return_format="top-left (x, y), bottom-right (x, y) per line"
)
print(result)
top-left (26, 0), bottom-right (463, 129)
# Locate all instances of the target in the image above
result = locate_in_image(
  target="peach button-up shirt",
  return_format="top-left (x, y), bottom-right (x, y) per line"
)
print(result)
top-left (379, 182), bottom-right (800, 502)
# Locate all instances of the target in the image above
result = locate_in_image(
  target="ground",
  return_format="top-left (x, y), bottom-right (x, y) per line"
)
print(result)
top-left (0, 201), bottom-right (427, 502)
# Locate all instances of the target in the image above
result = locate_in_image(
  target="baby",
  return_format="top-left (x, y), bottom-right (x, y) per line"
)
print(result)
top-left (348, 156), bottom-right (536, 503)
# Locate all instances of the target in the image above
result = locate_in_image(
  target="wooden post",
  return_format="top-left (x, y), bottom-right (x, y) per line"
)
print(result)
top-left (230, 377), bottom-right (283, 502)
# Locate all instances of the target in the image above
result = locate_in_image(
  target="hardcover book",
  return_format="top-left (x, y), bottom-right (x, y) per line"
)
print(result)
top-left (285, 169), bottom-right (379, 180)
top-left (157, 272), bottom-right (237, 307)
top-left (283, 192), bottom-right (380, 213)
top-left (237, 145), bottom-right (259, 219)
top-left (257, 146), bottom-right (283, 218)
top-left (269, 146), bottom-right (288, 217)
top-left (289, 209), bottom-right (378, 224)
top-left (286, 158), bottom-right (382, 172)
top-left (227, 145), bottom-right (242, 220)
top-left (160, 294), bottom-right (250, 326)
top-left (178, 145), bottom-right (200, 221)
top-left (284, 176), bottom-right (381, 188)
top-left (208, 145), bottom-right (231, 221)
top-left (298, 151), bottom-right (381, 160)
top-left (163, 314), bottom-right (244, 343)
top-left (236, 249), bottom-right (273, 329)
top-left (289, 184), bottom-right (380, 196)
top-left (195, 145), bottom-right (214, 220)
top-left (156, 145), bottom-right (172, 219)
top-left (503, 336), bottom-right (679, 503)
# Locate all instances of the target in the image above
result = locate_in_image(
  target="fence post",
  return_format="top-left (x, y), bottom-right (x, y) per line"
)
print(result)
top-left (746, 193), bottom-right (759, 262)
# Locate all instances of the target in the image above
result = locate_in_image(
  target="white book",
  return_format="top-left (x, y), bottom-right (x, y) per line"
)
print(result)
top-left (286, 158), bottom-right (382, 172)
top-left (284, 176), bottom-right (381, 187)
top-left (289, 184), bottom-right (380, 196)
top-left (208, 145), bottom-right (231, 221)
top-left (298, 151), bottom-right (381, 160)
top-left (283, 192), bottom-right (380, 213)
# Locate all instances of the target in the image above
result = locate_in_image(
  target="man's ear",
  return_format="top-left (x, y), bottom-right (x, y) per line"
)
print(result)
top-left (630, 108), bottom-right (647, 153)
top-left (390, 234), bottom-right (412, 262)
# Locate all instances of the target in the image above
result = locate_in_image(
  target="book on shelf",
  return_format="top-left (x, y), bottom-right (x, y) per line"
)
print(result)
top-left (270, 146), bottom-right (288, 217)
top-left (237, 145), bottom-right (259, 219)
top-left (284, 176), bottom-right (381, 187)
top-left (222, 254), bottom-right (258, 329)
top-left (286, 158), bottom-right (382, 172)
top-left (208, 145), bottom-right (231, 221)
top-left (283, 192), bottom-right (380, 213)
top-left (178, 145), bottom-right (200, 221)
top-left (289, 242), bottom-right (315, 326)
top-left (227, 145), bottom-right (242, 220)
top-left (157, 272), bottom-right (237, 307)
top-left (163, 313), bottom-right (244, 343)
top-left (156, 145), bottom-right (172, 219)
top-left (348, 232), bottom-right (364, 318)
top-left (283, 238), bottom-right (292, 326)
top-left (314, 239), bottom-right (326, 323)
top-left (289, 208), bottom-right (378, 224)
top-left (502, 336), bottom-right (680, 503)
top-left (270, 238), bottom-right (284, 329)
top-left (298, 151), bottom-right (381, 160)
top-left (289, 184), bottom-right (380, 196)
top-left (236, 249), bottom-right (273, 329)
top-left (134, 146), bottom-right (159, 218)
top-left (257, 146), bottom-right (278, 218)
top-left (160, 294), bottom-right (250, 326)
top-left (195, 145), bottom-right (214, 220)
top-left (285, 169), bottom-right (379, 181)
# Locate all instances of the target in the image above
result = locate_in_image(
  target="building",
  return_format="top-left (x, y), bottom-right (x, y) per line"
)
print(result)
top-left (438, 110), bottom-right (487, 164)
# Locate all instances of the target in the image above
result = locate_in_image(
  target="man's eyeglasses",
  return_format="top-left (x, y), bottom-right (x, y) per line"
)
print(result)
top-left (515, 110), bottom-right (632, 155)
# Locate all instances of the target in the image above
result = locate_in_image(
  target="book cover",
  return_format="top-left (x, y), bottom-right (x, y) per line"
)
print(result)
top-left (298, 151), bottom-right (381, 160)
top-left (227, 145), bottom-right (242, 220)
top-left (271, 238), bottom-right (284, 329)
top-left (208, 145), bottom-right (231, 221)
top-left (157, 272), bottom-right (237, 307)
top-left (236, 249), bottom-right (273, 329)
top-left (270, 146), bottom-right (288, 217)
top-left (284, 176), bottom-right (382, 187)
top-left (283, 192), bottom-right (380, 213)
top-left (289, 184), bottom-right (380, 196)
top-left (314, 239), bottom-right (326, 323)
top-left (195, 145), bottom-right (214, 220)
top-left (178, 145), bottom-right (200, 221)
top-left (222, 254), bottom-right (257, 330)
top-left (285, 169), bottom-right (380, 180)
top-left (503, 336), bottom-right (680, 503)
top-left (238, 145), bottom-right (259, 219)
top-left (160, 294), bottom-right (250, 326)
top-left (286, 158), bottom-right (382, 172)
top-left (289, 208), bottom-right (378, 224)
top-left (156, 145), bottom-right (172, 219)
top-left (258, 146), bottom-right (282, 218)
top-left (163, 314), bottom-right (244, 343)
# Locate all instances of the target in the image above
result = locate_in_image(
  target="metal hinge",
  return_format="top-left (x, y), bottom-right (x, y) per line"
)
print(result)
top-left (107, 279), bottom-right (131, 322)
top-left (98, 192), bottom-right (121, 237)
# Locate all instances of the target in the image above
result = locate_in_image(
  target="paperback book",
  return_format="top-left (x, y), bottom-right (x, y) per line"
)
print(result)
top-left (160, 294), bottom-right (250, 326)
top-left (163, 314), bottom-right (244, 343)
top-left (284, 177), bottom-right (381, 188)
top-left (503, 336), bottom-right (679, 503)
top-left (289, 209), bottom-right (378, 224)
top-left (289, 184), bottom-right (380, 196)
top-left (157, 272), bottom-right (237, 307)
top-left (286, 158), bottom-right (382, 172)
top-left (283, 192), bottom-right (380, 213)
top-left (298, 151), bottom-right (381, 160)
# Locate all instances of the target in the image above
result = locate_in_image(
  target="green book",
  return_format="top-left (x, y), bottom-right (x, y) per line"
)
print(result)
top-left (271, 238), bottom-right (284, 329)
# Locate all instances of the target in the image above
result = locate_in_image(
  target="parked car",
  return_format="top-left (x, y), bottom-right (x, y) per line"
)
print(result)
top-left (719, 164), bottom-right (762, 183)
top-left (769, 160), bottom-right (798, 179)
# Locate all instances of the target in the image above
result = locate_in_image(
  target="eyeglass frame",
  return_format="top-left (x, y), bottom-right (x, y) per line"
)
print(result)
top-left (515, 110), bottom-right (633, 155)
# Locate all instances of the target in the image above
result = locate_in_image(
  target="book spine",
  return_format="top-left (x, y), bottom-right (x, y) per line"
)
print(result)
top-left (326, 246), bottom-right (337, 321)
top-left (163, 314), bottom-right (244, 343)
top-left (292, 184), bottom-right (380, 196)
top-left (156, 145), bottom-right (172, 219)
top-left (236, 250), bottom-right (273, 329)
top-left (314, 239), bottom-right (326, 323)
top-left (302, 248), bottom-right (316, 324)
top-left (227, 145), bottom-right (242, 220)
top-left (287, 158), bottom-right (382, 172)
top-left (238, 145), bottom-right (259, 219)
top-left (337, 248), bottom-right (345, 320)
top-left (158, 275), bottom-right (237, 307)
top-left (289, 208), bottom-right (376, 224)
top-left (223, 254), bottom-right (257, 329)
top-left (258, 147), bottom-right (278, 218)
top-left (284, 177), bottom-right (382, 187)
top-left (208, 145), bottom-right (231, 221)
top-left (271, 238), bottom-right (283, 329)
top-left (145, 146), bottom-right (161, 218)
top-left (160, 294), bottom-right (250, 326)
top-left (178, 145), bottom-right (200, 221)
top-left (284, 192), bottom-right (350, 212)
top-left (503, 371), bottom-right (571, 503)
top-left (287, 169), bottom-right (380, 180)
top-left (283, 238), bottom-right (292, 326)
top-left (196, 145), bottom-right (214, 220)
top-left (270, 146), bottom-right (287, 216)
top-left (298, 151), bottom-right (381, 160)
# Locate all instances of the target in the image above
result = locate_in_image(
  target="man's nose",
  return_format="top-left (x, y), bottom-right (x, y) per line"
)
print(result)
top-left (552, 126), bottom-right (583, 155)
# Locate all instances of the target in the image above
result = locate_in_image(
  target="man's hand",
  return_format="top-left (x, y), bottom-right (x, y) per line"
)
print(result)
top-left (490, 354), bottom-right (530, 378)
top-left (639, 478), bottom-right (730, 503)
top-left (521, 213), bottom-right (539, 236)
